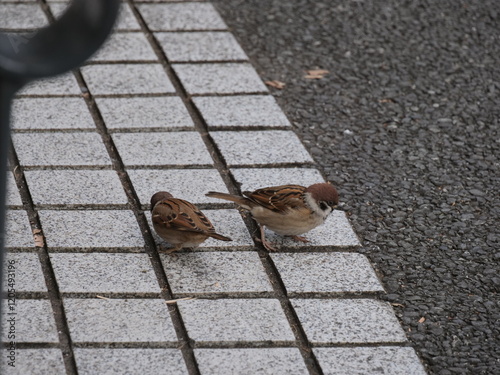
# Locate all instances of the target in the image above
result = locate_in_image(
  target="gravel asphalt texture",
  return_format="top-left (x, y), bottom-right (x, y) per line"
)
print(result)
top-left (214, 1), bottom-right (500, 374)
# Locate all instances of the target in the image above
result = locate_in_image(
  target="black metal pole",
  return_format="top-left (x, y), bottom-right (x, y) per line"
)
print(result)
top-left (0, 0), bottom-right (120, 340)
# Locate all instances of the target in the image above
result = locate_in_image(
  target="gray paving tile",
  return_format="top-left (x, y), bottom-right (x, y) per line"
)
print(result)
top-left (0, 4), bottom-right (47, 29)
top-left (195, 348), bottom-right (308, 375)
top-left (50, 253), bottom-right (159, 294)
top-left (292, 299), bottom-right (407, 344)
top-left (90, 32), bottom-right (157, 62)
top-left (314, 347), bottom-right (427, 375)
top-left (177, 298), bottom-right (294, 343)
top-left (231, 168), bottom-right (325, 192)
top-left (64, 298), bottom-right (177, 343)
top-left (74, 348), bottom-right (188, 375)
top-left (193, 95), bottom-right (290, 128)
top-left (161, 252), bottom-right (272, 295)
top-left (156, 31), bottom-right (247, 62)
top-left (12, 132), bottom-right (111, 167)
top-left (17, 72), bottom-right (81, 95)
top-left (3, 252), bottom-right (46, 293)
top-left (112, 132), bottom-right (213, 167)
top-left (96, 96), bottom-right (194, 130)
top-left (1, 300), bottom-right (58, 343)
top-left (81, 64), bottom-right (174, 95)
top-left (11, 97), bottom-right (95, 130)
top-left (147, 209), bottom-right (253, 250)
top-left (25, 170), bottom-right (128, 206)
top-left (5, 210), bottom-right (33, 248)
top-left (49, 2), bottom-right (141, 31)
top-left (173, 63), bottom-right (268, 95)
top-left (271, 253), bottom-right (383, 294)
top-left (138, 3), bottom-right (227, 31)
top-left (211, 130), bottom-right (313, 166)
top-left (0, 349), bottom-right (65, 375)
top-left (39, 210), bottom-right (144, 249)
top-left (263, 211), bottom-right (361, 248)
top-left (6, 170), bottom-right (22, 207)
top-left (127, 168), bottom-right (228, 207)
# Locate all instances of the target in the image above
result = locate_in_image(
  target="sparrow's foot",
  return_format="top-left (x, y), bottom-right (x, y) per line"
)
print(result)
top-left (158, 244), bottom-right (182, 255)
top-left (290, 235), bottom-right (310, 243)
top-left (259, 225), bottom-right (278, 251)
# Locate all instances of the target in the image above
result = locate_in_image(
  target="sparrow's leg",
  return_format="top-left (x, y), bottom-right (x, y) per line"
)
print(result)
top-left (290, 235), bottom-right (310, 243)
top-left (159, 244), bottom-right (182, 254)
top-left (258, 225), bottom-right (278, 251)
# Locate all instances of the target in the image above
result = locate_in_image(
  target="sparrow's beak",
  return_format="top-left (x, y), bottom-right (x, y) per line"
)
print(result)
top-left (333, 205), bottom-right (345, 212)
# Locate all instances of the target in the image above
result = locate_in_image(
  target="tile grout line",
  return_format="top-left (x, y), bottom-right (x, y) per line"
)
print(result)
top-left (72, 55), bottom-right (202, 375)
top-left (38, 3), bottom-right (200, 374)
top-left (128, 1), bottom-right (324, 374)
top-left (7, 144), bottom-right (78, 375)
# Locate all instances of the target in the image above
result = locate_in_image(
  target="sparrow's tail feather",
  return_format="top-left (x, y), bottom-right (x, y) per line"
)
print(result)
top-left (208, 233), bottom-right (232, 241)
top-left (205, 191), bottom-right (251, 207)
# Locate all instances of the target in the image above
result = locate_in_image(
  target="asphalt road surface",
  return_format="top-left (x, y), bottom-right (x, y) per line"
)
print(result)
top-left (214, 1), bottom-right (500, 374)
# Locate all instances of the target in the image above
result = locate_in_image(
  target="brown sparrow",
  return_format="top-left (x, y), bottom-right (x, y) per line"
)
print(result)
top-left (206, 183), bottom-right (339, 251)
top-left (150, 191), bottom-right (232, 253)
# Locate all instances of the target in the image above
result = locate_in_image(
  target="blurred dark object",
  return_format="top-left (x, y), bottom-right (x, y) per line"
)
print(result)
top-left (0, 0), bottom-right (120, 332)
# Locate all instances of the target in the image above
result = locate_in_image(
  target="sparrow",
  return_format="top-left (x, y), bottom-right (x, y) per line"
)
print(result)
top-left (206, 183), bottom-right (339, 251)
top-left (150, 191), bottom-right (232, 253)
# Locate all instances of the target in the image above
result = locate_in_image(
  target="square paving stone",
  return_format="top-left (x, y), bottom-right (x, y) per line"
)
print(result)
top-left (89, 32), bottom-right (157, 62)
top-left (0, 349), bottom-right (65, 375)
top-left (177, 298), bottom-right (294, 344)
top-left (50, 253), bottom-right (159, 294)
top-left (81, 64), bottom-right (175, 95)
top-left (49, 2), bottom-right (140, 31)
top-left (271, 253), bottom-right (383, 295)
top-left (231, 168), bottom-right (325, 192)
top-left (127, 168), bottom-right (228, 207)
top-left (39, 210), bottom-right (144, 249)
top-left (6, 171), bottom-right (22, 207)
top-left (25, 170), bottom-right (127, 207)
top-left (138, 3), bottom-right (227, 31)
top-left (317, 347), bottom-right (428, 375)
top-left (4, 210), bottom-right (33, 248)
top-left (74, 348), bottom-right (188, 375)
top-left (173, 63), bottom-right (268, 95)
top-left (193, 95), bottom-right (291, 128)
top-left (211, 131), bottom-right (313, 166)
top-left (1, 299), bottom-right (58, 343)
top-left (112, 132), bottom-right (213, 167)
top-left (17, 72), bottom-right (81, 95)
top-left (147, 209), bottom-right (253, 250)
top-left (156, 31), bottom-right (247, 62)
top-left (11, 97), bottom-right (95, 130)
top-left (161, 252), bottom-right (272, 295)
top-left (96, 96), bottom-right (194, 130)
top-left (292, 299), bottom-right (407, 344)
top-left (314, 346), bottom-right (427, 375)
top-left (64, 298), bottom-right (177, 343)
top-left (12, 132), bottom-right (111, 167)
top-left (195, 348), bottom-right (308, 375)
top-left (262, 211), bottom-right (361, 249)
top-left (0, 4), bottom-right (47, 29)
top-left (3, 252), bottom-right (47, 293)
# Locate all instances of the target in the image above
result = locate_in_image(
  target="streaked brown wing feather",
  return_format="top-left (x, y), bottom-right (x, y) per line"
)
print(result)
top-left (152, 198), bottom-right (215, 234)
top-left (243, 185), bottom-right (306, 213)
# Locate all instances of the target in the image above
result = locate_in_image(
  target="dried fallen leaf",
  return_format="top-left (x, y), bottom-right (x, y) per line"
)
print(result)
top-left (418, 317), bottom-right (426, 323)
top-left (96, 295), bottom-right (110, 300)
top-left (265, 80), bottom-right (285, 89)
top-left (33, 229), bottom-right (44, 247)
top-left (304, 69), bottom-right (329, 79)
top-left (165, 297), bottom-right (196, 304)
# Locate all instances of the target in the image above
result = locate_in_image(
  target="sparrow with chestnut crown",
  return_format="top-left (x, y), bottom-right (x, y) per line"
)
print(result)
top-left (206, 182), bottom-right (339, 251)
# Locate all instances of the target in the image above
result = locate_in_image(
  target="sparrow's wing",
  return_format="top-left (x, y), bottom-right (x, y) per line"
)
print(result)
top-left (243, 185), bottom-right (307, 213)
top-left (152, 198), bottom-right (214, 234)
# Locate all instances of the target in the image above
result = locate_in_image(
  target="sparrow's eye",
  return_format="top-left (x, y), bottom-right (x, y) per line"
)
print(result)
top-left (319, 202), bottom-right (328, 211)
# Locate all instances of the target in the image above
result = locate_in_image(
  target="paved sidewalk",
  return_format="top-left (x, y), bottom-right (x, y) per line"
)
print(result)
top-left (2, 1), bottom-right (426, 374)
